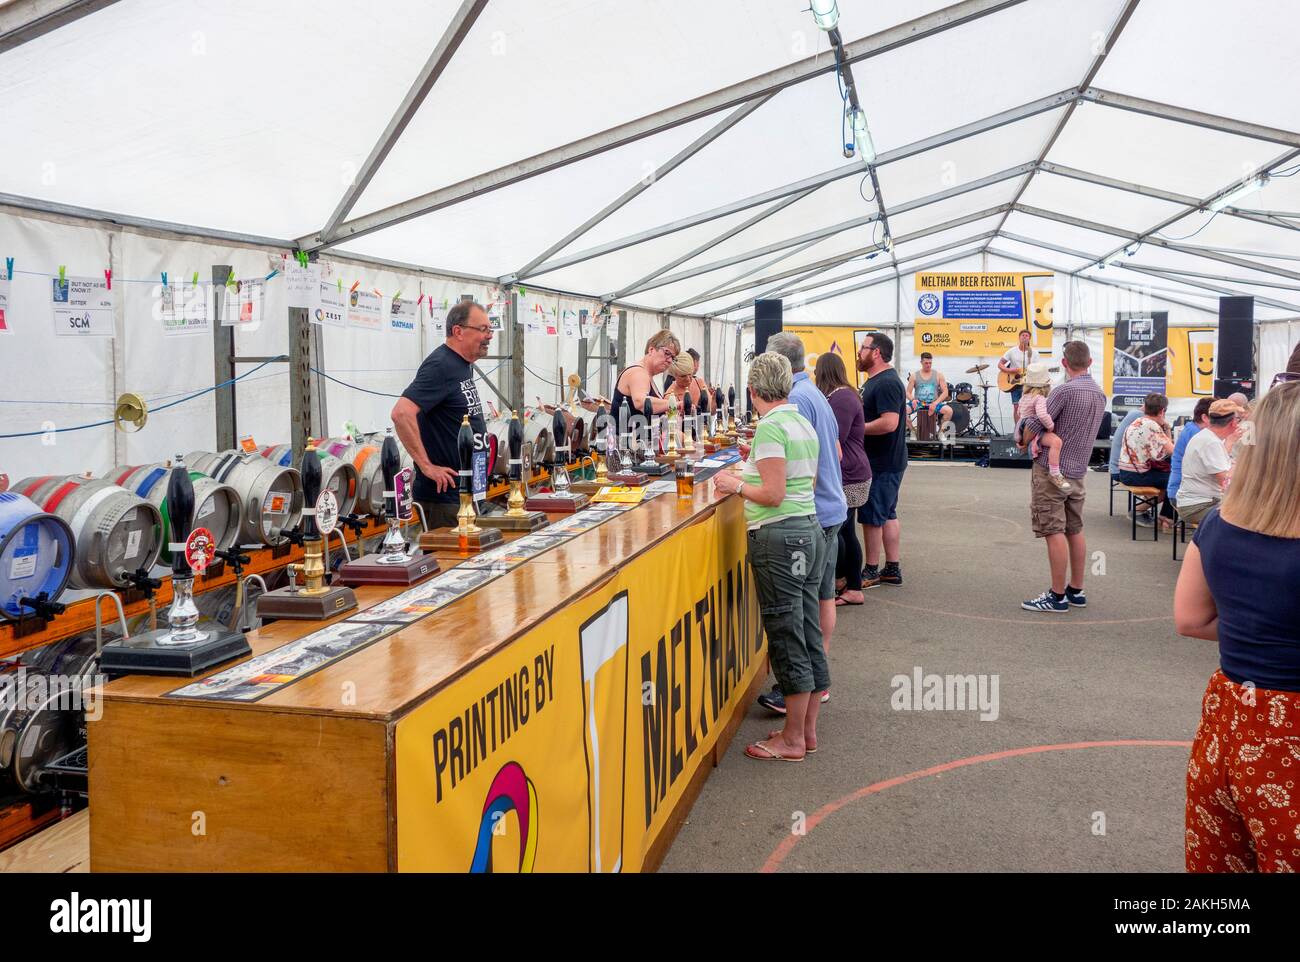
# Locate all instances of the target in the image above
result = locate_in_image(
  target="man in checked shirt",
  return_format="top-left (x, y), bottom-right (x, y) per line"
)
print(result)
top-left (1015, 340), bottom-right (1107, 613)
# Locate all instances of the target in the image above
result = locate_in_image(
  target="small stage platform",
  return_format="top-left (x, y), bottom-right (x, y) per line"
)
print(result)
top-left (906, 435), bottom-right (1112, 467)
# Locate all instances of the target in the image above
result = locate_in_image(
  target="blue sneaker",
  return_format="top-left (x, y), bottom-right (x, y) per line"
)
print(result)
top-left (1021, 589), bottom-right (1069, 613)
top-left (1065, 586), bottom-right (1087, 608)
top-left (757, 686), bottom-right (786, 715)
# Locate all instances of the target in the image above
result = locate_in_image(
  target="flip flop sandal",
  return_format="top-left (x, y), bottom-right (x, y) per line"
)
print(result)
top-left (835, 595), bottom-right (864, 607)
top-left (768, 729), bottom-right (816, 753)
top-left (744, 740), bottom-right (805, 762)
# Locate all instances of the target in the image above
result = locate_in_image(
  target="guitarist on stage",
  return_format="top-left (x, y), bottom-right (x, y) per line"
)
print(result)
top-left (998, 328), bottom-right (1037, 424)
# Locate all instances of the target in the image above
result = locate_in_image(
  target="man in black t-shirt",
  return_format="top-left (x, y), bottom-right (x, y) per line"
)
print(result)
top-left (856, 332), bottom-right (907, 588)
top-left (391, 301), bottom-right (492, 529)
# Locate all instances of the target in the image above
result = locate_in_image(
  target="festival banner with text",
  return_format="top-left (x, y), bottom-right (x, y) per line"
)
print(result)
top-left (394, 496), bottom-right (763, 872)
top-left (782, 325), bottom-right (884, 388)
top-left (913, 272), bottom-right (1054, 357)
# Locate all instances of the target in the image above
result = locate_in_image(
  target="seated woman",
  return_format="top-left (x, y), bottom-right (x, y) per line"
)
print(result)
top-left (712, 352), bottom-right (826, 762)
top-left (1117, 392), bottom-right (1176, 528)
top-left (1174, 382), bottom-right (1300, 873)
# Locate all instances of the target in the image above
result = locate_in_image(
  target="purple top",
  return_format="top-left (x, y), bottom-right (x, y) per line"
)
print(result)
top-left (826, 386), bottom-right (871, 485)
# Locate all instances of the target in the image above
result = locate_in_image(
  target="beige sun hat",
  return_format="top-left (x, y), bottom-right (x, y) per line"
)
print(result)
top-left (1023, 362), bottom-right (1053, 388)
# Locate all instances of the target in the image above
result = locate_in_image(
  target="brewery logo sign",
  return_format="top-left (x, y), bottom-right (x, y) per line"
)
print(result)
top-left (315, 490), bottom-right (339, 535)
top-left (185, 527), bottom-right (216, 573)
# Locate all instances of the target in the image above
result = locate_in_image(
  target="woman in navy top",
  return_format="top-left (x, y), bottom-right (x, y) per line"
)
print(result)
top-left (1175, 383), bottom-right (1300, 873)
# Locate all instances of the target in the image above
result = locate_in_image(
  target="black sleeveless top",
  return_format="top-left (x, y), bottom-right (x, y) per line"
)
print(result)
top-left (610, 364), bottom-right (661, 438)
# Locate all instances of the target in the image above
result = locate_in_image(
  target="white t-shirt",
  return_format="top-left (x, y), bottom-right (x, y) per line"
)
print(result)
top-left (1001, 345), bottom-right (1034, 370)
top-left (1178, 429), bottom-right (1231, 504)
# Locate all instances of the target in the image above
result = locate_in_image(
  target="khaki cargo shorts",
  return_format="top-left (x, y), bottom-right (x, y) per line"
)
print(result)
top-left (1030, 462), bottom-right (1086, 538)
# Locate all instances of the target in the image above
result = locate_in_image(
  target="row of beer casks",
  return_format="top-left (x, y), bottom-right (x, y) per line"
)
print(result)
top-left (0, 451), bottom-right (301, 620)
top-left (482, 407), bottom-right (606, 478)
top-left (256, 437), bottom-right (412, 519)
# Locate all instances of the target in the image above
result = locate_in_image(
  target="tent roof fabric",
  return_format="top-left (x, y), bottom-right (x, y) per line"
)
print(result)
top-left (4, 0), bottom-right (1298, 321)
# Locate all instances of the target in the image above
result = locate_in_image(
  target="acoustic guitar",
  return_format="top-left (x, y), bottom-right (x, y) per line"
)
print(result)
top-left (997, 367), bottom-right (1026, 393)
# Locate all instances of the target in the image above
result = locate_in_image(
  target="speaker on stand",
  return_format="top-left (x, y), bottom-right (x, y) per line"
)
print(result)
top-left (754, 299), bottom-right (783, 356)
top-left (1216, 296), bottom-right (1256, 398)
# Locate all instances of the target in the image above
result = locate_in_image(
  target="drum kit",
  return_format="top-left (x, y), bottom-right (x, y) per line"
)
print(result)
top-left (911, 363), bottom-right (995, 440)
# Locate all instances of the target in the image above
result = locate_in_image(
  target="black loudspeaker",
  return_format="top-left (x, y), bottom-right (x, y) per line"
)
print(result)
top-left (989, 438), bottom-right (1033, 469)
top-left (1217, 296), bottom-right (1254, 380)
top-left (1214, 377), bottom-right (1257, 401)
top-left (754, 299), bottom-right (783, 356)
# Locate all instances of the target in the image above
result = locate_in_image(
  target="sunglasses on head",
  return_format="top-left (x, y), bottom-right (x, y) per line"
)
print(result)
top-left (1271, 371), bottom-right (1300, 387)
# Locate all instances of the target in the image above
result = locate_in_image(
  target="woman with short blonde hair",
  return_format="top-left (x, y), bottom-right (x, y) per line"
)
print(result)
top-left (1175, 383), bottom-right (1300, 872)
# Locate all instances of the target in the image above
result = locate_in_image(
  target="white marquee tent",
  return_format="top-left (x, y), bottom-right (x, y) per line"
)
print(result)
top-left (2, 0), bottom-right (1298, 480)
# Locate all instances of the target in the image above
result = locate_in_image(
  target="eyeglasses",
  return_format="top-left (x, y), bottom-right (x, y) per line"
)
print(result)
top-left (1271, 371), bottom-right (1300, 386)
top-left (461, 323), bottom-right (493, 335)
top-left (660, 348), bottom-right (677, 363)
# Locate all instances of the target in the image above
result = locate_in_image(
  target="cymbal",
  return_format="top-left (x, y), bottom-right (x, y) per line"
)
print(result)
top-left (965, 363), bottom-right (989, 374)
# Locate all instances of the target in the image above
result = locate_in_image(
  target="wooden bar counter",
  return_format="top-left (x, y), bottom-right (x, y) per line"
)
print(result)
top-left (89, 485), bottom-right (764, 873)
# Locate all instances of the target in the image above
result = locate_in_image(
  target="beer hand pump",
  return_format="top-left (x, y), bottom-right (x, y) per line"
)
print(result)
top-left (341, 428), bottom-right (442, 585)
top-left (607, 402), bottom-right (647, 487)
top-left (636, 398), bottom-right (671, 476)
top-left (419, 417), bottom-right (506, 550)
top-left (594, 403), bottom-right (611, 482)
top-left (478, 411), bottom-right (548, 531)
top-left (100, 454), bottom-right (251, 676)
top-left (680, 389), bottom-right (696, 454)
top-left (526, 410), bottom-right (590, 512)
top-left (256, 443), bottom-right (358, 620)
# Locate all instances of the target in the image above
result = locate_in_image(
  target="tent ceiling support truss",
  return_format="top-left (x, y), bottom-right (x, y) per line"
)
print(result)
top-left (317, 0), bottom-right (490, 243)
top-left (300, 0), bottom-right (1033, 252)
top-left (513, 88), bottom-right (1076, 282)
top-left (505, 94), bottom-right (774, 284)
top-left (0, 0), bottom-right (119, 54)
top-left (983, 0), bottom-right (1141, 251)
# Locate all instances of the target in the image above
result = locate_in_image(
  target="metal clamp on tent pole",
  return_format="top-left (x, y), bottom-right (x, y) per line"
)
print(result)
top-left (93, 591), bottom-right (130, 655)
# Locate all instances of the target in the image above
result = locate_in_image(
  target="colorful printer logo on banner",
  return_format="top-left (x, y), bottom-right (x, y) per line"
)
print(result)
top-left (913, 272), bottom-right (1054, 357)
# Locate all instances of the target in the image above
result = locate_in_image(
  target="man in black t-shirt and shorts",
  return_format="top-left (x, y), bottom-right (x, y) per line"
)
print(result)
top-left (391, 301), bottom-right (492, 529)
top-left (857, 332), bottom-right (908, 588)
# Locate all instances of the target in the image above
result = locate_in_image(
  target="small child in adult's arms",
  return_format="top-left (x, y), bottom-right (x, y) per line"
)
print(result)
top-left (1017, 364), bottom-right (1071, 492)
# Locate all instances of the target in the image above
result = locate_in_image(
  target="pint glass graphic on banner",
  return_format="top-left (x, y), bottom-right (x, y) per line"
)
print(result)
top-left (1023, 275), bottom-right (1054, 357)
top-left (579, 591), bottom-right (629, 873)
top-left (1188, 330), bottom-right (1217, 396)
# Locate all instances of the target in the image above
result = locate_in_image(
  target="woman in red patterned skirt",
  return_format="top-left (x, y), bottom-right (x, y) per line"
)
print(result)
top-left (1175, 382), bottom-right (1300, 872)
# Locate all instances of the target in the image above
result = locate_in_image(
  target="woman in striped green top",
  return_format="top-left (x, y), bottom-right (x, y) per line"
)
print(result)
top-left (713, 352), bottom-right (827, 762)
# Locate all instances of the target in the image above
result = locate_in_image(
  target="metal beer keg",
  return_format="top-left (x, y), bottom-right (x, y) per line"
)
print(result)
top-left (0, 492), bottom-right (75, 620)
top-left (261, 443), bottom-right (359, 516)
top-left (187, 451), bottom-right (304, 545)
top-left (105, 465), bottom-right (244, 560)
top-left (13, 476), bottom-right (163, 589)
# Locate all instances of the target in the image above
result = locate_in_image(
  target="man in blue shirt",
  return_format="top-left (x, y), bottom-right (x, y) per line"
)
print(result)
top-left (1169, 397), bottom-right (1212, 503)
top-left (756, 332), bottom-right (848, 715)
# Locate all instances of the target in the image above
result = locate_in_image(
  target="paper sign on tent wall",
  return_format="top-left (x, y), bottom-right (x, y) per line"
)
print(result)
top-left (388, 297), bottom-right (418, 334)
top-left (562, 310), bottom-right (580, 339)
top-left (347, 289), bottom-right (383, 331)
top-left (159, 281), bottom-right (212, 337)
top-left (285, 263), bottom-right (319, 309)
top-left (222, 279), bottom-right (264, 328)
top-left (0, 279), bottom-right (10, 334)
top-left (524, 303), bottom-right (545, 336)
top-left (52, 275), bottom-right (114, 337)
top-left (312, 279), bottom-right (346, 327)
top-left (427, 301), bottom-right (448, 339)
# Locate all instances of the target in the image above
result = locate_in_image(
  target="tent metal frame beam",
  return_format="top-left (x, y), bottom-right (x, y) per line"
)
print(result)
top-left (619, 161), bottom-right (1034, 301)
top-left (983, 248), bottom-right (1218, 316)
top-left (611, 188), bottom-right (822, 302)
top-left (677, 204), bottom-right (1011, 313)
top-left (1082, 149), bottom-right (1300, 270)
top-left (724, 232), bottom-right (996, 320)
top-left (1080, 88), bottom-right (1300, 150)
top-left (517, 88), bottom-right (1075, 281)
top-left (1038, 161), bottom-right (1300, 234)
top-left (984, 0), bottom-right (1141, 254)
top-left (996, 230), bottom-right (1300, 314)
top-left (1012, 202), bottom-right (1300, 285)
top-left (505, 95), bottom-right (773, 285)
top-left (0, 0), bottom-right (119, 54)
top-left (1102, 262), bottom-right (1300, 314)
top-left (300, 0), bottom-right (1034, 251)
top-left (317, 0), bottom-right (489, 243)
